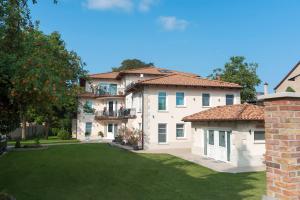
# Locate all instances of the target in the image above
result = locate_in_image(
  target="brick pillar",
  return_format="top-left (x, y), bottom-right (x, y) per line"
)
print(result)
top-left (263, 96), bottom-right (300, 200)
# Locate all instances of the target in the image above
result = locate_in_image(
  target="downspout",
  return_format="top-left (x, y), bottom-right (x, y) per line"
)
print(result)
top-left (141, 87), bottom-right (145, 150)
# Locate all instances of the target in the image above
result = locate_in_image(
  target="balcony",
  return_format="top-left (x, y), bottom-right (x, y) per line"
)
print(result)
top-left (95, 108), bottom-right (136, 121)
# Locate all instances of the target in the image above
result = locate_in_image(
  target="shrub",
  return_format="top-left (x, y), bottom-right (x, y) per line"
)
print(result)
top-left (114, 135), bottom-right (123, 143)
top-left (34, 137), bottom-right (40, 145)
top-left (51, 128), bottom-right (60, 136)
top-left (15, 140), bottom-right (21, 148)
top-left (57, 129), bottom-right (70, 140)
top-left (98, 131), bottom-right (104, 138)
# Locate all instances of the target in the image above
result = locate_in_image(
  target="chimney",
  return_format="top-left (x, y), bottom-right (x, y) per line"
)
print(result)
top-left (264, 82), bottom-right (269, 95)
top-left (216, 75), bottom-right (221, 81)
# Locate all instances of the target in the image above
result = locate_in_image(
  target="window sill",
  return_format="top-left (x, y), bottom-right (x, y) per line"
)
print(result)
top-left (158, 143), bottom-right (168, 145)
top-left (176, 137), bottom-right (187, 140)
top-left (158, 110), bottom-right (169, 113)
top-left (202, 106), bottom-right (211, 108)
top-left (254, 141), bottom-right (265, 144)
top-left (176, 105), bottom-right (186, 108)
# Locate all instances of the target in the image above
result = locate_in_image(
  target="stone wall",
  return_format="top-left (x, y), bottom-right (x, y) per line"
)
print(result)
top-left (264, 97), bottom-right (300, 200)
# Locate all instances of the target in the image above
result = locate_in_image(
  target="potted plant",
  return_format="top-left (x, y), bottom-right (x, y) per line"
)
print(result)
top-left (98, 131), bottom-right (104, 140)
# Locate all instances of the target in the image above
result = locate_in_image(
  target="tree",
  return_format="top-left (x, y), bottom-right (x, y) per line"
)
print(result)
top-left (0, 0), bottom-right (86, 139)
top-left (10, 29), bottom-right (86, 139)
top-left (209, 56), bottom-right (261, 102)
top-left (286, 86), bottom-right (296, 93)
top-left (112, 59), bottom-right (154, 72)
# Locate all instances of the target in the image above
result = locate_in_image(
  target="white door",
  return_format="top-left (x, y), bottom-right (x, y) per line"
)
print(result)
top-left (217, 131), bottom-right (227, 162)
top-left (207, 130), bottom-right (216, 159)
top-left (107, 124), bottom-right (118, 139)
top-left (206, 130), bottom-right (229, 162)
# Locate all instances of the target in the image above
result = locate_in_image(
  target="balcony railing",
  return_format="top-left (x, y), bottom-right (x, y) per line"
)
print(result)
top-left (97, 87), bottom-right (125, 96)
top-left (95, 108), bottom-right (136, 120)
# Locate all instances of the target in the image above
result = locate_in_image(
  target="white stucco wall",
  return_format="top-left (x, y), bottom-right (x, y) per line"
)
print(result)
top-left (191, 121), bottom-right (265, 167)
top-left (75, 97), bottom-right (125, 140)
top-left (140, 86), bottom-right (241, 150)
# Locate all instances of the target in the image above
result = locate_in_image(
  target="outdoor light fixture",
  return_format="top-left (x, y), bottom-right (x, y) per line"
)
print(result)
top-left (249, 129), bottom-right (252, 135)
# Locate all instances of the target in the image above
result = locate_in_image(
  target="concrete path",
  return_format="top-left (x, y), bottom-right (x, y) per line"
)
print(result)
top-left (137, 148), bottom-right (266, 173)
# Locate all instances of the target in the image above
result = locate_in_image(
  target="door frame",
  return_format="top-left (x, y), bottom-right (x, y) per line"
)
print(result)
top-left (204, 129), bottom-right (231, 163)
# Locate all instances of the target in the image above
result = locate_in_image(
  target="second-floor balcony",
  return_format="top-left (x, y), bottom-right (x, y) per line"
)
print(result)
top-left (97, 86), bottom-right (125, 96)
top-left (95, 108), bottom-right (136, 121)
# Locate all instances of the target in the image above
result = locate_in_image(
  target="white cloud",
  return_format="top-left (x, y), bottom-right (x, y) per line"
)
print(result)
top-left (85, 0), bottom-right (133, 12)
top-left (158, 16), bottom-right (189, 31)
top-left (138, 0), bottom-right (158, 12)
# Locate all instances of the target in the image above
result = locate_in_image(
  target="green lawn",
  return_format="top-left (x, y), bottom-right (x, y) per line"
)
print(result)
top-left (0, 144), bottom-right (265, 200)
top-left (7, 136), bottom-right (79, 146)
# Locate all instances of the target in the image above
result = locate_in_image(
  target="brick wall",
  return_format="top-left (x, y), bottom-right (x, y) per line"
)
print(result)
top-left (264, 98), bottom-right (300, 200)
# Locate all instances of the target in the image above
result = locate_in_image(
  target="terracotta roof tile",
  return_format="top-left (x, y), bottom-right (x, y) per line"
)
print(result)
top-left (183, 104), bottom-right (264, 122)
top-left (88, 72), bottom-right (120, 79)
top-left (136, 74), bottom-right (242, 89)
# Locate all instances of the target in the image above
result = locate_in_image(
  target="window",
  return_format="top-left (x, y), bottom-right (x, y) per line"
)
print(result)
top-left (202, 93), bottom-right (210, 107)
top-left (226, 94), bottom-right (234, 105)
top-left (254, 131), bottom-right (265, 142)
top-left (208, 130), bottom-right (214, 145)
top-left (138, 123), bottom-right (142, 131)
top-left (158, 124), bottom-right (167, 144)
top-left (158, 92), bottom-right (167, 111)
top-left (99, 83), bottom-right (117, 95)
top-left (219, 131), bottom-right (226, 147)
top-left (176, 92), bottom-right (185, 106)
top-left (108, 124), bottom-right (113, 133)
top-left (85, 122), bottom-right (92, 136)
top-left (176, 124), bottom-right (185, 138)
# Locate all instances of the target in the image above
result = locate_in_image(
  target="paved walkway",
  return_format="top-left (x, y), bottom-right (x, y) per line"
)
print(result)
top-left (137, 148), bottom-right (266, 173)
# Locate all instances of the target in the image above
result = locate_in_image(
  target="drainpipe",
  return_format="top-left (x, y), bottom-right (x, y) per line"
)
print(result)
top-left (141, 88), bottom-right (144, 150)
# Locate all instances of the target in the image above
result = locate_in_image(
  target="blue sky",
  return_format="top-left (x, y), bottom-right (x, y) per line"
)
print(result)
top-left (30, 0), bottom-right (300, 92)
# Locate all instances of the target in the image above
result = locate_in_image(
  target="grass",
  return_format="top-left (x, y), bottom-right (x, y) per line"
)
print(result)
top-left (0, 144), bottom-right (265, 200)
top-left (7, 136), bottom-right (79, 146)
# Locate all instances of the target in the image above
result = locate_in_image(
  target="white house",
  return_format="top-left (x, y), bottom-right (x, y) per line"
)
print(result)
top-left (183, 104), bottom-right (265, 168)
top-left (74, 67), bottom-right (242, 149)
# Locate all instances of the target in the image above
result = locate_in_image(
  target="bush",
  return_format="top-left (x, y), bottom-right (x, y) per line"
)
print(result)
top-left (286, 86), bottom-right (296, 92)
top-left (57, 129), bottom-right (70, 140)
top-left (114, 135), bottom-right (123, 144)
top-left (15, 140), bottom-right (21, 148)
top-left (51, 128), bottom-right (60, 136)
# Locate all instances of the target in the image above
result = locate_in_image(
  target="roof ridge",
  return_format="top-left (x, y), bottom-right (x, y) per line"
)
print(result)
top-left (89, 71), bottom-right (119, 76)
top-left (138, 73), bottom-right (177, 84)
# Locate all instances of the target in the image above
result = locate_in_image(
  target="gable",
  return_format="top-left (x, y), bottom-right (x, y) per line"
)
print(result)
top-left (275, 61), bottom-right (300, 92)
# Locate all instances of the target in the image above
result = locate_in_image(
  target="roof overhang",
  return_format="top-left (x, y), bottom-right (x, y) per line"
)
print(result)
top-left (257, 92), bottom-right (300, 101)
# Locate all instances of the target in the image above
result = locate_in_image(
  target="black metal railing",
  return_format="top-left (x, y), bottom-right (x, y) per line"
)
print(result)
top-left (95, 108), bottom-right (136, 119)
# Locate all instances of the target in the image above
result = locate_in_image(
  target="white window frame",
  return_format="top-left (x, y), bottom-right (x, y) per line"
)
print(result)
top-left (253, 129), bottom-right (265, 144)
top-left (158, 91), bottom-right (168, 112)
top-left (202, 93), bottom-right (211, 107)
top-left (158, 123), bottom-right (168, 144)
top-left (176, 92), bottom-right (185, 107)
top-left (176, 123), bottom-right (186, 139)
top-left (225, 94), bottom-right (235, 105)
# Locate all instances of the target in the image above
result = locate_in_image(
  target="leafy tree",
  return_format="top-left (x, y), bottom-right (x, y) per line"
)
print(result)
top-left (286, 86), bottom-right (296, 92)
top-left (0, 0), bottom-right (86, 139)
top-left (209, 56), bottom-right (261, 102)
top-left (112, 59), bottom-right (154, 72)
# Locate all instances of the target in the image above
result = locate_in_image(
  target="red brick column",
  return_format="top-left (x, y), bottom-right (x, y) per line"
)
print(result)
top-left (263, 97), bottom-right (300, 200)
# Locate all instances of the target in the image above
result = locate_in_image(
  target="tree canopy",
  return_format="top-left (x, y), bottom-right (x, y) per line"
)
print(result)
top-left (112, 59), bottom-right (154, 72)
top-left (209, 56), bottom-right (261, 102)
top-left (0, 0), bottom-right (86, 139)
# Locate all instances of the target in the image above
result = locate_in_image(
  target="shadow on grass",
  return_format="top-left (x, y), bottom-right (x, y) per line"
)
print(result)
top-left (0, 144), bottom-right (265, 200)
